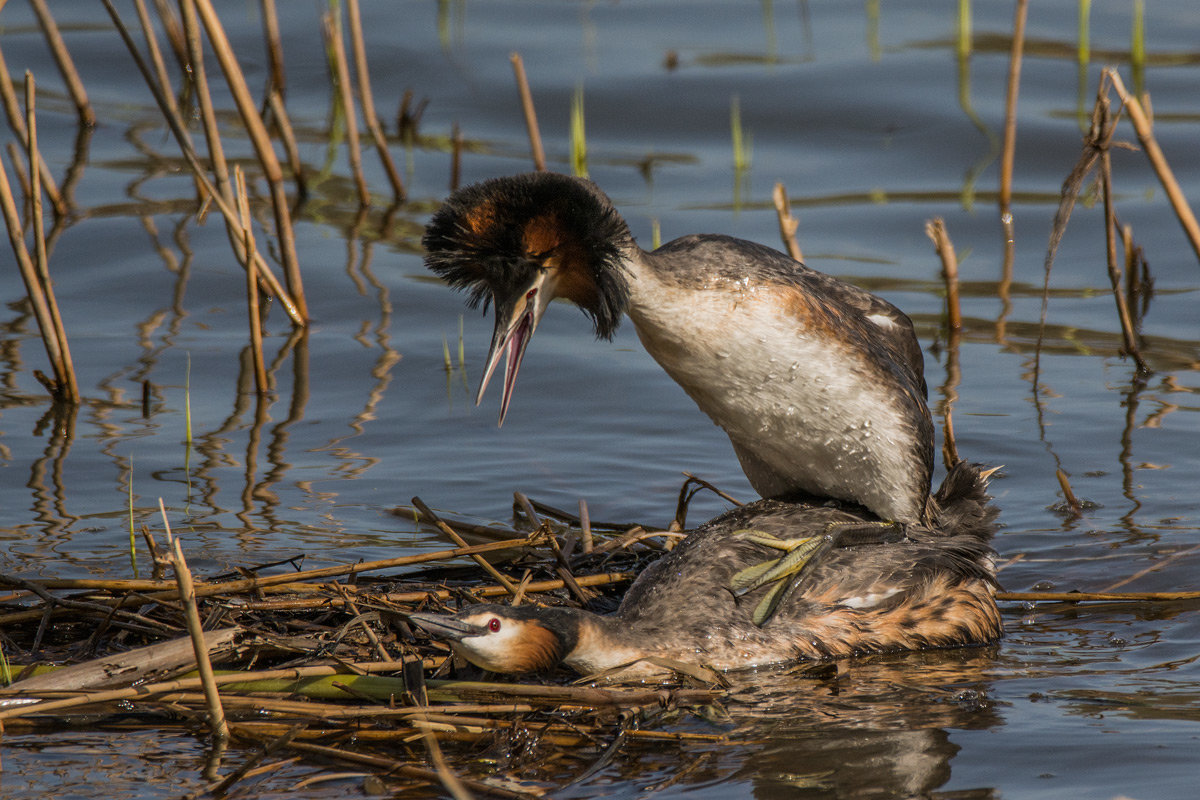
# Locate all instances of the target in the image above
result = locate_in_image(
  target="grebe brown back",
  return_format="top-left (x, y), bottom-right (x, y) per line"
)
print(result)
top-left (422, 172), bottom-right (933, 526)
top-left (408, 462), bottom-right (1000, 676)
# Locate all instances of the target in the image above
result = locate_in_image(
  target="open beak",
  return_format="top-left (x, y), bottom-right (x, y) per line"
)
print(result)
top-left (407, 612), bottom-right (488, 642)
top-left (476, 272), bottom-right (555, 426)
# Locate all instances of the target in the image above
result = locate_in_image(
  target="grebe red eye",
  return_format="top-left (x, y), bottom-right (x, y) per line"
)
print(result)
top-left (488, 617), bottom-right (501, 632)
top-left (525, 288), bottom-right (537, 300)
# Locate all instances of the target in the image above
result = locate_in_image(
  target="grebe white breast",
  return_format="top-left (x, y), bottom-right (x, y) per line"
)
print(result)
top-left (422, 172), bottom-right (933, 526)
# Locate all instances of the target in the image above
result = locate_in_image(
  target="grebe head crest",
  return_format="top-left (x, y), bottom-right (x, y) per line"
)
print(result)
top-left (423, 173), bottom-right (632, 424)
top-left (407, 604), bottom-right (579, 674)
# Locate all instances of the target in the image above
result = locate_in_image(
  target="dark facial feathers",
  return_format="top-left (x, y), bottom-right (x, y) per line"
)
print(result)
top-left (423, 172), bottom-right (634, 340)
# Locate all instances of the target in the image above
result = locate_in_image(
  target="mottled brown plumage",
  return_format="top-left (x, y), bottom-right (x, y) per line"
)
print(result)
top-left (408, 462), bottom-right (1000, 677)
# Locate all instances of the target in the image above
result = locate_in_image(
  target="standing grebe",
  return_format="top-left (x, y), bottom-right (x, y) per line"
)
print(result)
top-left (423, 172), bottom-right (932, 526)
top-left (408, 462), bottom-right (1000, 676)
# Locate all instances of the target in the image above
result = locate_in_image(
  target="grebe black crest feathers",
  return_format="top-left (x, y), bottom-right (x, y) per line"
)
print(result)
top-left (423, 172), bottom-right (632, 339)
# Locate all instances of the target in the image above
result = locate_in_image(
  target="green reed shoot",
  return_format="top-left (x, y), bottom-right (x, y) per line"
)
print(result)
top-left (184, 353), bottom-right (193, 510)
top-left (570, 83), bottom-right (587, 178)
top-left (1130, 0), bottom-right (1145, 96)
top-left (956, 0), bottom-right (971, 60)
top-left (0, 641), bottom-right (10, 686)
top-left (184, 352), bottom-right (193, 445)
top-left (1077, 0), bottom-right (1091, 67)
top-left (458, 315), bottom-right (465, 369)
top-left (731, 95), bottom-right (752, 172)
top-left (442, 335), bottom-right (452, 372)
top-left (651, 218), bottom-right (661, 250)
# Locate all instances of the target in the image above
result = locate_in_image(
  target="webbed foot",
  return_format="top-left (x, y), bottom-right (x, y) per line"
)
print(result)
top-left (729, 520), bottom-right (904, 626)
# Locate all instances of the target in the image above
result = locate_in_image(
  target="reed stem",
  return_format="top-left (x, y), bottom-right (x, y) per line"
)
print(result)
top-left (1107, 69), bottom-right (1200, 266)
top-left (510, 52), bottom-right (546, 171)
top-left (347, 0), bottom-right (405, 201)
top-left (999, 0), bottom-right (1028, 220)
top-left (323, 11), bottom-right (371, 207)
top-left (28, 0), bottom-right (95, 127)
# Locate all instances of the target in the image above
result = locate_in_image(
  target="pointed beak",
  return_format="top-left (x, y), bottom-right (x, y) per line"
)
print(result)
top-left (476, 272), bottom-right (555, 426)
top-left (407, 612), bottom-right (488, 642)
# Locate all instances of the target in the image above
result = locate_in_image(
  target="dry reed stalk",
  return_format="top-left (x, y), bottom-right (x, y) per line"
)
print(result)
top-left (1055, 467), bottom-right (1082, 514)
top-left (24, 74), bottom-right (78, 402)
top-left (132, 0), bottom-right (178, 118)
top-left (148, 0), bottom-right (188, 76)
top-left (772, 182), bottom-right (803, 262)
top-left (0, 152), bottom-right (74, 402)
top-left (0, 52), bottom-right (65, 216)
top-left (509, 569), bottom-right (532, 606)
top-left (5, 142), bottom-right (31, 209)
top-left (243, 571), bottom-right (636, 611)
top-left (260, 0), bottom-right (285, 98)
top-left (411, 497), bottom-right (519, 597)
top-left (1099, 141), bottom-right (1149, 372)
top-left (998, 0), bottom-right (1027, 219)
top-left (235, 167), bottom-right (269, 394)
top-left (5, 538), bottom-right (533, 607)
top-left (346, 0), bottom-right (405, 201)
top-left (28, 0), bottom-right (94, 127)
top-left (323, 12), bottom-right (371, 207)
top-left (176, 0), bottom-right (236, 214)
top-left (266, 90), bottom-right (306, 197)
top-left (105, 0), bottom-right (305, 326)
top-left (450, 122), bottom-right (463, 191)
top-left (579, 499), bottom-right (593, 554)
top-left (509, 53), bottom-right (546, 171)
top-left (192, 0), bottom-right (308, 319)
top-left (164, 502), bottom-right (229, 742)
top-left (925, 217), bottom-right (962, 332)
top-left (1106, 69), bottom-right (1200, 265)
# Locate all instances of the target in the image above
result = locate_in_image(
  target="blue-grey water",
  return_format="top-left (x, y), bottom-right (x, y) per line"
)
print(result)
top-left (2, 2), bottom-right (1200, 797)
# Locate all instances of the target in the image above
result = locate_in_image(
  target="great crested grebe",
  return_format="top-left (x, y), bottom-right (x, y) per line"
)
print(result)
top-left (423, 172), bottom-right (932, 526)
top-left (419, 172), bottom-right (1001, 667)
top-left (408, 461), bottom-right (1001, 676)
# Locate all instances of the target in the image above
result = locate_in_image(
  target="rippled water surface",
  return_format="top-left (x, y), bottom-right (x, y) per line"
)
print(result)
top-left (2, 2), bottom-right (1200, 797)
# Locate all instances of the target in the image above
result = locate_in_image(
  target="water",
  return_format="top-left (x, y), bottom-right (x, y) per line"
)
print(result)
top-left (2, 1), bottom-right (1200, 797)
